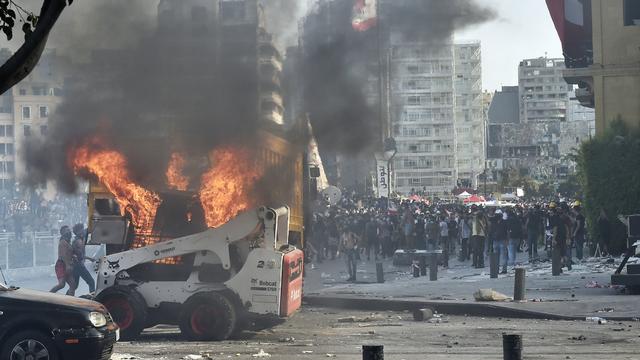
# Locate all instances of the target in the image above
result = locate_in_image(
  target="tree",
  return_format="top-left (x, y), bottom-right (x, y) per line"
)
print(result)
top-left (0, 0), bottom-right (71, 94)
top-left (576, 119), bottom-right (640, 255)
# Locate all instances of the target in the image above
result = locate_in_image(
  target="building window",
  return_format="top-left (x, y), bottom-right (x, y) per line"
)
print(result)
top-left (39, 106), bottom-right (48, 118)
top-left (6, 125), bottom-right (13, 137)
top-left (40, 125), bottom-right (48, 136)
top-left (18, 89), bottom-right (26, 96)
top-left (23, 125), bottom-right (31, 137)
top-left (6, 143), bottom-right (13, 155)
top-left (22, 106), bottom-right (31, 120)
top-left (624, 0), bottom-right (640, 25)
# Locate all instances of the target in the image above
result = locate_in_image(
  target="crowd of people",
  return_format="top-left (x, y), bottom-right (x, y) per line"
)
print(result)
top-left (309, 192), bottom-right (612, 281)
top-left (0, 192), bottom-right (87, 237)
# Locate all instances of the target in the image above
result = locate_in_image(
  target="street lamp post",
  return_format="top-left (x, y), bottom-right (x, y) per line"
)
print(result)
top-left (384, 138), bottom-right (397, 211)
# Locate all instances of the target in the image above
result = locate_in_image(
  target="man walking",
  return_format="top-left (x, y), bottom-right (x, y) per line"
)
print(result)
top-left (50, 226), bottom-right (77, 295)
top-left (340, 226), bottom-right (360, 282)
top-left (72, 223), bottom-right (96, 294)
top-left (550, 203), bottom-right (572, 271)
top-left (439, 215), bottom-right (449, 267)
top-left (505, 208), bottom-right (523, 272)
top-left (573, 202), bottom-right (586, 261)
top-left (459, 211), bottom-right (472, 262)
top-left (471, 205), bottom-right (488, 268)
top-left (492, 209), bottom-right (508, 274)
top-left (525, 204), bottom-right (543, 262)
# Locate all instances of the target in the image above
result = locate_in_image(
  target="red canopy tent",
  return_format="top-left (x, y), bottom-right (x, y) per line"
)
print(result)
top-left (464, 195), bottom-right (486, 204)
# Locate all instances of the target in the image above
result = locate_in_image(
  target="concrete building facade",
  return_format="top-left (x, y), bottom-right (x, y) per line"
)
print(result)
top-left (488, 59), bottom-right (595, 183)
top-left (454, 42), bottom-right (485, 189)
top-left (390, 40), bottom-right (484, 196)
top-left (548, 0), bottom-right (640, 133)
top-left (390, 42), bottom-right (457, 195)
top-left (0, 49), bottom-right (66, 190)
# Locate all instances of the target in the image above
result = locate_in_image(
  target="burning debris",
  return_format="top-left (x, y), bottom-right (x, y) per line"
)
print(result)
top-left (70, 136), bottom-right (161, 234)
top-left (166, 153), bottom-right (189, 192)
top-left (199, 148), bottom-right (264, 228)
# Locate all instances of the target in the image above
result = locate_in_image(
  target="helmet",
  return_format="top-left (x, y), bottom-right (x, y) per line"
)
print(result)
top-left (572, 200), bottom-right (582, 208)
top-left (548, 202), bottom-right (557, 209)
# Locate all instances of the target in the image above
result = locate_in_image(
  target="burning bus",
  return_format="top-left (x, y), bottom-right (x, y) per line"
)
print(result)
top-left (73, 130), bottom-right (305, 340)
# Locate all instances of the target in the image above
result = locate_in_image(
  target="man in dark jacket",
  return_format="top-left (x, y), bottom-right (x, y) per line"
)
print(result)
top-left (492, 209), bottom-right (509, 274)
top-left (506, 208), bottom-right (523, 272)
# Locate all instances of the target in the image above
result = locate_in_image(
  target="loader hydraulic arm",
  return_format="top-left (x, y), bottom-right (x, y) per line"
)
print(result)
top-left (95, 207), bottom-right (284, 292)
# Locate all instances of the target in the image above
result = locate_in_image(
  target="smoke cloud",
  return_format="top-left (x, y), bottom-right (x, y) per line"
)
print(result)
top-left (300, 0), bottom-right (496, 157)
top-left (22, 0), bottom-right (495, 197)
top-left (23, 0), bottom-right (284, 197)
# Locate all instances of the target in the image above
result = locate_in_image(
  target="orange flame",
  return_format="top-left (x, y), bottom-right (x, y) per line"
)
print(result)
top-left (70, 139), bottom-right (161, 233)
top-left (199, 147), bottom-right (262, 228)
top-left (166, 153), bottom-right (190, 191)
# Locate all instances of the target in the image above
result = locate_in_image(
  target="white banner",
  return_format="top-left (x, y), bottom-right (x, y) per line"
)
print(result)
top-left (376, 160), bottom-right (389, 198)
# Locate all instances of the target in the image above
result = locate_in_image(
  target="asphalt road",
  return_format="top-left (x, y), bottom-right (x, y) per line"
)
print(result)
top-left (113, 307), bottom-right (640, 360)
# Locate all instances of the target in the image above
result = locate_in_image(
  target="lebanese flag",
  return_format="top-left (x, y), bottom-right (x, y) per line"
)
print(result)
top-left (352, 0), bottom-right (377, 32)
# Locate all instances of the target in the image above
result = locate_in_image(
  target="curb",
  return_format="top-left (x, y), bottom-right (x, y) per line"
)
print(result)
top-left (303, 295), bottom-right (637, 321)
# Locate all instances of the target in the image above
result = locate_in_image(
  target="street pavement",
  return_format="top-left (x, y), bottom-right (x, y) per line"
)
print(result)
top-left (112, 307), bottom-right (640, 359)
top-left (304, 249), bottom-right (640, 320)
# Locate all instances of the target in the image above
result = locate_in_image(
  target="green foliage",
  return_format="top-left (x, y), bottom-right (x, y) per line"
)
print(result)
top-left (576, 119), bottom-right (640, 254)
top-left (498, 167), bottom-right (555, 199)
top-left (0, 0), bottom-right (38, 40)
top-left (0, 1), bottom-right (72, 41)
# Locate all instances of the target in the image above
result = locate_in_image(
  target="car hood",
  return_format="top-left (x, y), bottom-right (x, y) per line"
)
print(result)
top-left (0, 288), bottom-right (105, 312)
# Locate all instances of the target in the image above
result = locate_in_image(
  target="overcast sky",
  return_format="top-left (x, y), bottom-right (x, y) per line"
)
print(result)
top-left (455, 0), bottom-right (563, 92)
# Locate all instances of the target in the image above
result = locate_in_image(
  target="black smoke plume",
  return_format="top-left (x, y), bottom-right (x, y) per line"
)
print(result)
top-left (24, 0), bottom-right (281, 195)
top-left (301, 0), bottom-right (495, 156)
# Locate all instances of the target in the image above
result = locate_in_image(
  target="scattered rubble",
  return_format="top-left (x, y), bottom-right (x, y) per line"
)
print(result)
top-left (252, 349), bottom-right (272, 358)
top-left (586, 317), bottom-right (608, 324)
top-left (473, 288), bottom-right (511, 302)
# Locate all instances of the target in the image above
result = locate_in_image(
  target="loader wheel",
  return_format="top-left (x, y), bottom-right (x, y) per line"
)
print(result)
top-left (96, 286), bottom-right (148, 341)
top-left (180, 292), bottom-right (237, 341)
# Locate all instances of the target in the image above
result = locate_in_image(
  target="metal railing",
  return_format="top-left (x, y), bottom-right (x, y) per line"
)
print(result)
top-left (0, 232), bottom-right (57, 270)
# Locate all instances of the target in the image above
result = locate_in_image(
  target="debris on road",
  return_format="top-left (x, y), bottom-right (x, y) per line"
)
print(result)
top-left (474, 288), bottom-right (511, 302)
top-left (413, 308), bottom-right (434, 321)
top-left (337, 314), bottom-right (381, 323)
top-left (252, 349), bottom-right (272, 358)
top-left (585, 317), bottom-right (608, 324)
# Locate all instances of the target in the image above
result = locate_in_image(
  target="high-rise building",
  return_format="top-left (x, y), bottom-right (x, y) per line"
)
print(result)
top-left (454, 42), bottom-right (485, 189)
top-left (390, 42), bottom-right (457, 195)
top-left (157, 0), bottom-right (284, 126)
top-left (389, 41), bottom-right (484, 196)
top-left (487, 58), bottom-right (595, 183)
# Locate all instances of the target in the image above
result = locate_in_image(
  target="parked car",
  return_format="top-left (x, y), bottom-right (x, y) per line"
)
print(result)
top-left (0, 281), bottom-right (118, 360)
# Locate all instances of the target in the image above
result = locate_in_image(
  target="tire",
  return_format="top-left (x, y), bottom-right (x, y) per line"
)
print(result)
top-left (1, 330), bottom-right (59, 360)
top-left (96, 286), bottom-right (148, 341)
top-left (179, 292), bottom-right (237, 341)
